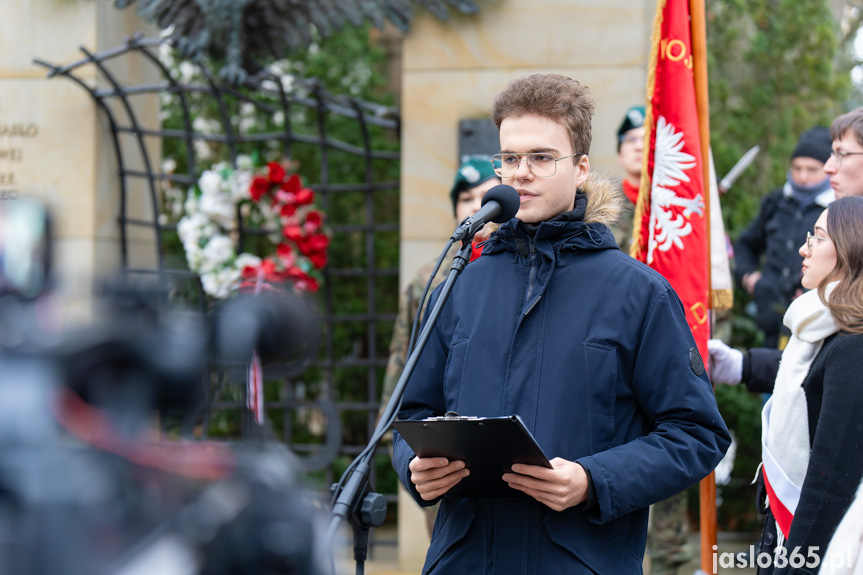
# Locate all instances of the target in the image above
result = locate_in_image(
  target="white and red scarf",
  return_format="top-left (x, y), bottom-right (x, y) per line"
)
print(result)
top-left (761, 282), bottom-right (838, 541)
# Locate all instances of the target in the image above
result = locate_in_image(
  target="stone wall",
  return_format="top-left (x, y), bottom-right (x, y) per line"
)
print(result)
top-left (0, 1), bottom-right (157, 315)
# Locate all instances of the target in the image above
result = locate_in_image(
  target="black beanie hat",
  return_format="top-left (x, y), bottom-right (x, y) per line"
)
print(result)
top-left (791, 126), bottom-right (832, 164)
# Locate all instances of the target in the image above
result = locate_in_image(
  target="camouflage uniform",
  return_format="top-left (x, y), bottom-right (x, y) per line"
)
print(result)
top-left (647, 490), bottom-right (693, 575)
top-left (609, 196), bottom-right (635, 252)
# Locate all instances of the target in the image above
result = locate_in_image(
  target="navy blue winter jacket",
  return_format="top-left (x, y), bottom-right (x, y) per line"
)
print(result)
top-left (393, 185), bottom-right (730, 574)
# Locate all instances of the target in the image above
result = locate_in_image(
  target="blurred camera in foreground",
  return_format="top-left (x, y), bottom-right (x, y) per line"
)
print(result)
top-left (0, 198), bottom-right (326, 574)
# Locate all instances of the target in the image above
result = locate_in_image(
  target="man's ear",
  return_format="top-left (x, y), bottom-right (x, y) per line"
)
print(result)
top-left (575, 155), bottom-right (590, 188)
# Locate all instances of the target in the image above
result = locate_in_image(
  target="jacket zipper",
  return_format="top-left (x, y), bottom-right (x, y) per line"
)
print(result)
top-left (522, 237), bottom-right (541, 319)
top-left (526, 236), bottom-right (537, 302)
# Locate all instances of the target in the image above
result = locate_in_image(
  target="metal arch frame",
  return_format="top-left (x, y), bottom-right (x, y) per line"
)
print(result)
top-left (33, 34), bottom-right (402, 508)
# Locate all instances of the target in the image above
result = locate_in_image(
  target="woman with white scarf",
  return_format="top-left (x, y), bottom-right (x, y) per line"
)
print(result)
top-left (709, 196), bottom-right (863, 575)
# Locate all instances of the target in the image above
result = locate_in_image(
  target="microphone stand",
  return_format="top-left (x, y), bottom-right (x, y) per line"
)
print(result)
top-left (325, 235), bottom-right (477, 575)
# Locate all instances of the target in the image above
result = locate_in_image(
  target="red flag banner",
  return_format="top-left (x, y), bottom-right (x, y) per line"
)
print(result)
top-left (631, 0), bottom-right (710, 362)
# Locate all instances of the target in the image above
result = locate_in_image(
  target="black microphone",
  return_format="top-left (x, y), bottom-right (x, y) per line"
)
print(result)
top-left (450, 184), bottom-right (521, 242)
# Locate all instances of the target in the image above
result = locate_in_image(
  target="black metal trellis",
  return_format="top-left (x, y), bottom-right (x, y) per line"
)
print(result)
top-left (34, 34), bottom-right (403, 548)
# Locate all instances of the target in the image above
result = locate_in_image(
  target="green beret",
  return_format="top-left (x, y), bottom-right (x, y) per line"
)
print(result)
top-left (617, 105), bottom-right (646, 151)
top-left (450, 155), bottom-right (498, 215)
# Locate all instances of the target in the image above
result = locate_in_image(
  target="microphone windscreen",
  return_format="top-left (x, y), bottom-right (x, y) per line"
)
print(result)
top-left (215, 291), bottom-right (318, 365)
top-left (481, 184), bottom-right (521, 223)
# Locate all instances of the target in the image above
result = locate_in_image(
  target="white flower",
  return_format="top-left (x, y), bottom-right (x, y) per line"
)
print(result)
top-left (183, 243), bottom-right (204, 270)
top-left (199, 193), bottom-right (235, 228)
top-left (158, 42), bottom-right (175, 67)
top-left (198, 170), bottom-right (223, 196)
top-left (201, 268), bottom-right (241, 299)
top-left (238, 116), bottom-right (256, 133)
top-left (193, 139), bottom-right (212, 161)
top-left (193, 116), bottom-right (211, 133)
top-left (258, 200), bottom-right (279, 223)
top-left (229, 170), bottom-right (252, 201)
top-left (179, 61), bottom-right (197, 83)
top-left (177, 212), bottom-right (209, 246)
top-left (268, 61), bottom-right (287, 76)
top-left (236, 155), bottom-right (253, 171)
top-left (162, 158), bottom-right (177, 174)
top-left (184, 191), bottom-right (199, 215)
top-left (201, 234), bottom-right (235, 270)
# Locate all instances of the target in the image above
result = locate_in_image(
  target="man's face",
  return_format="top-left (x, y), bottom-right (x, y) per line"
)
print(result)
top-left (498, 114), bottom-right (590, 224)
top-left (824, 132), bottom-right (863, 198)
top-left (617, 126), bottom-right (645, 179)
top-left (454, 177), bottom-right (500, 222)
top-left (789, 157), bottom-right (826, 188)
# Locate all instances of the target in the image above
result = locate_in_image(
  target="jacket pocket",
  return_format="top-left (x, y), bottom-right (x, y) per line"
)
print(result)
top-left (423, 498), bottom-right (480, 574)
top-left (583, 342), bottom-right (617, 452)
top-left (544, 508), bottom-right (644, 573)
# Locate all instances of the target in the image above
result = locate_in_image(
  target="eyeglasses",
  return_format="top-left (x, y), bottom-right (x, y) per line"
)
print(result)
top-left (830, 149), bottom-right (863, 168)
top-left (491, 152), bottom-right (583, 178)
top-left (806, 231), bottom-right (833, 250)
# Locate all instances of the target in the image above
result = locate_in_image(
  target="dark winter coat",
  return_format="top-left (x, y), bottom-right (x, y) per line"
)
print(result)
top-left (734, 185), bottom-right (833, 344)
top-left (392, 177), bottom-right (731, 574)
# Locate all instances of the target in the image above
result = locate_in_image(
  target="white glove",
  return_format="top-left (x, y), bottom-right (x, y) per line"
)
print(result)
top-left (707, 339), bottom-right (743, 385)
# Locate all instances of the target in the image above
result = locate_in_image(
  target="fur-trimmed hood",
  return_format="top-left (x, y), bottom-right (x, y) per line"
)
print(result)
top-left (581, 172), bottom-right (626, 227)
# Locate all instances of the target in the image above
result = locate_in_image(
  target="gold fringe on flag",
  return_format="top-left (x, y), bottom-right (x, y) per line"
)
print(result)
top-left (629, 0), bottom-right (667, 261)
top-left (711, 288), bottom-right (734, 311)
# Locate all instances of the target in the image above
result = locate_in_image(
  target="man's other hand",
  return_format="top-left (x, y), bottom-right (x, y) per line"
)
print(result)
top-left (409, 457), bottom-right (469, 500)
top-left (503, 458), bottom-right (588, 511)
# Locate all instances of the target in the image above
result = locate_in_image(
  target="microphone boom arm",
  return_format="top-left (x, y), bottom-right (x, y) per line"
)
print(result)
top-left (325, 240), bottom-right (474, 573)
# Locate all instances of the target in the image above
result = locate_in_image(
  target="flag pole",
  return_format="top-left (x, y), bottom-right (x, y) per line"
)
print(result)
top-left (688, 0), bottom-right (718, 572)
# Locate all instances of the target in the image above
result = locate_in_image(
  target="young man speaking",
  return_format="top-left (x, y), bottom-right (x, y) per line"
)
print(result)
top-left (393, 74), bottom-right (730, 574)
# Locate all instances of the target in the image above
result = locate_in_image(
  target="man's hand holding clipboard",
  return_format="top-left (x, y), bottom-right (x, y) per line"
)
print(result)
top-left (394, 414), bottom-right (562, 500)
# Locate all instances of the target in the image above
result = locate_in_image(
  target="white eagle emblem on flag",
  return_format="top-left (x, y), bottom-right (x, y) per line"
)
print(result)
top-left (647, 116), bottom-right (705, 264)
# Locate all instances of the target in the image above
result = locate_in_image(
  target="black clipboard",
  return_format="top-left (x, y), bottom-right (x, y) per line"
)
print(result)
top-left (393, 415), bottom-right (552, 498)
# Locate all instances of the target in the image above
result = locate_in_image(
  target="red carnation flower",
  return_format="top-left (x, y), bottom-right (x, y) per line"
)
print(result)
top-left (282, 224), bottom-right (303, 242)
top-left (282, 265), bottom-right (318, 291)
top-left (305, 234), bottom-right (330, 252)
top-left (267, 162), bottom-right (286, 184)
top-left (241, 264), bottom-right (260, 279)
top-left (276, 243), bottom-right (296, 266)
top-left (304, 210), bottom-right (323, 231)
top-left (280, 174), bottom-right (301, 194)
top-left (250, 176), bottom-right (270, 201)
top-left (308, 251), bottom-right (327, 269)
top-left (295, 188), bottom-right (314, 205)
